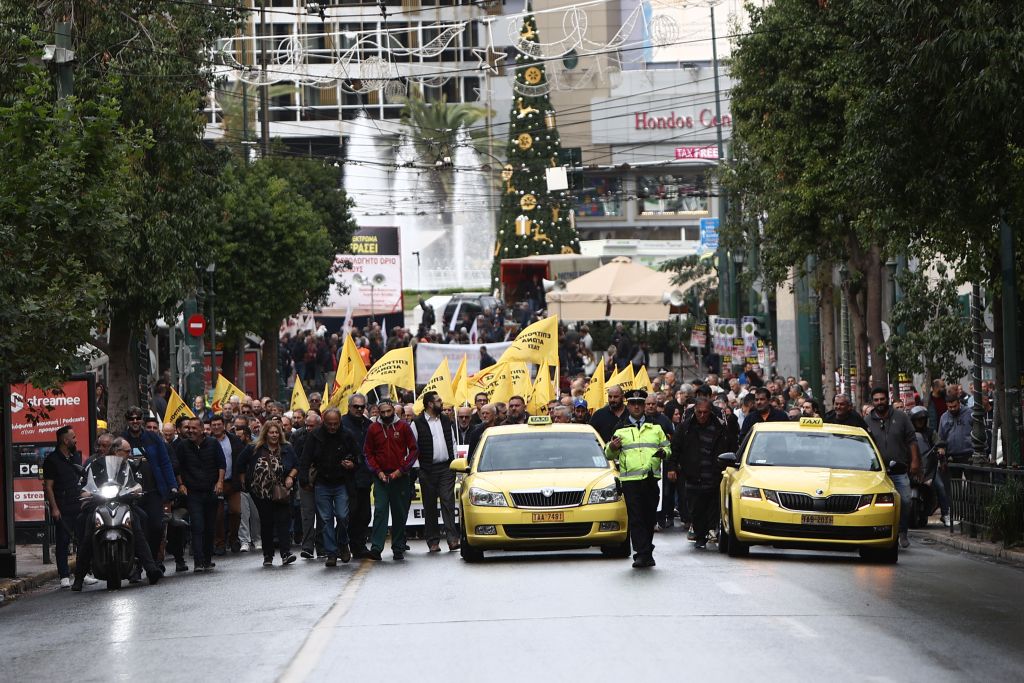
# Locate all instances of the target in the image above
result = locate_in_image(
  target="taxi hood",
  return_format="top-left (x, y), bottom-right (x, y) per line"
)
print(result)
top-left (741, 467), bottom-right (891, 494)
top-left (472, 468), bottom-right (614, 493)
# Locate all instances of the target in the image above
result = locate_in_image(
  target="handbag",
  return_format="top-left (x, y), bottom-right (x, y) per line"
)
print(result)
top-left (271, 481), bottom-right (291, 503)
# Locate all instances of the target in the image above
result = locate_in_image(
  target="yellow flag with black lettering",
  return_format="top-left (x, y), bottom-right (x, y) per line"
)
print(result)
top-left (584, 357), bottom-right (606, 411)
top-left (607, 364), bottom-right (635, 392)
top-left (163, 387), bottom-right (195, 425)
top-left (356, 346), bottom-right (415, 396)
top-left (469, 361), bottom-right (513, 405)
top-left (527, 363), bottom-right (552, 415)
top-left (421, 357), bottom-right (455, 410)
top-left (211, 375), bottom-right (246, 411)
top-left (290, 377), bottom-right (310, 412)
top-left (452, 354), bottom-right (469, 407)
top-left (635, 365), bottom-right (653, 393)
top-left (497, 315), bottom-right (559, 366)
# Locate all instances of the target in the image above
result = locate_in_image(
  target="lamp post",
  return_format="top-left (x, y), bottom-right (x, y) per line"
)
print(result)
top-left (411, 250), bottom-right (421, 293)
top-left (207, 262), bottom-right (217, 391)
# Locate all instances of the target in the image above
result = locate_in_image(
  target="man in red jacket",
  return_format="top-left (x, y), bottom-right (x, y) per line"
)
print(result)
top-left (364, 399), bottom-right (418, 560)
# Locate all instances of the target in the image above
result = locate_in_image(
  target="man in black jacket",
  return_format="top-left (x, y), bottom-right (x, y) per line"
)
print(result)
top-left (292, 411), bottom-right (324, 559)
top-left (410, 391), bottom-right (459, 552)
top-left (174, 416), bottom-right (226, 572)
top-left (209, 413), bottom-right (246, 554)
top-left (467, 403), bottom-right (497, 465)
top-left (737, 386), bottom-right (790, 445)
top-left (667, 398), bottom-right (731, 549)
top-left (589, 385), bottom-right (627, 442)
top-left (341, 394), bottom-right (373, 558)
top-left (824, 393), bottom-right (868, 430)
top-left (301, 407), bottom-right (360, 566)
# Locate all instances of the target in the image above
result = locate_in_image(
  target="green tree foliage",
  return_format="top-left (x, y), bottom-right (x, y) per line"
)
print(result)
top-left (491, 14), bottom-right (580, 287)
top-left (215, 158), bottom-right (351, 392)
top-left (0, 7), bottom-right (143, 390)
top-left (883, 265), bottom-right (970, 381)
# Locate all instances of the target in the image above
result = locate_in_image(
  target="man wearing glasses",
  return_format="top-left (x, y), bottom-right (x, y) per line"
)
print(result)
top-left (122, 406), bottom-right (177, 576)
top-left (866, 387), bottom-right (920, 549)
top-left (341, 394), bottom-right (373, 558)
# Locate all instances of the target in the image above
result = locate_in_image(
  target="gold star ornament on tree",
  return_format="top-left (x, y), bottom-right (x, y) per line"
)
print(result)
top-left (520, 194), bottom-right (538, 211)
top-left (516, 132), bottom-right (533, 150)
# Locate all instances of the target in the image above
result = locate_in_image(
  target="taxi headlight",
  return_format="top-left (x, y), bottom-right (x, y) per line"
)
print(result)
top-left (857, 494), bottom-right (874, 509)
top-left (763, 489), bottom-right (780, 506)
top-left (468, 487), bottom-right (508, 507)
top-left (739, 486), bottom-right (762, 500)
top-left (874, 492), bottom-right (896, 507)
top-left (588, 484), bottom-right (620, 504)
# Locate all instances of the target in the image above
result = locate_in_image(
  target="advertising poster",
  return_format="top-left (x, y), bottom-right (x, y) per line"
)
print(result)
top-left (323, 227), bottom-right (404, 318)
top-left (5, 376), bottom-right (95, 527)
top-left (203, 350), bottom-right (262, 398)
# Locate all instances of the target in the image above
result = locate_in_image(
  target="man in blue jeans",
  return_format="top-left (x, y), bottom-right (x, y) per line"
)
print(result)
top-left (174, 417), bottom-right (226, 572)
top-left (300, 407), bottom-right (360, 566)
top-left (866, 387), bottom-right (921, 549)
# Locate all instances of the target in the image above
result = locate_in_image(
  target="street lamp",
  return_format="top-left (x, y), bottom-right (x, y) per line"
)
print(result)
top-left (206, 262), bottom-right (217, 391)
top-left (411, 250), bottom-right (421, 292)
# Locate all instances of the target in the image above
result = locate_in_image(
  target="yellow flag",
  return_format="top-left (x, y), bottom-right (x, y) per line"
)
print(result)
top-left (607, 364), bottom-right (636, 392)
top-left (323, 379), bottom-right (331, 405)
top-left (211, 375), bottom-right (246, 411)
top-left (469, 362), bottom-right (513, 404)
top-left (509, 362), bottom-right (532, 400)
top-left (584, 357), bottom-right (606, 411)
top-left (290, 377), bottom-right (310, 412)
top-left (497, 315), bottom-right (559, 366)
top-left (452, 354), bottom-right (469, 406)
top-left (421, 358), bottom-right (455, 410)
top-left (635, 365), bottom-right (653, 393)
top-left (329, 336), bottom-right (368, 408)
top-left (527, 363), bottom-right (552, 414)
top-left (163, 387), bottom-right (195, 425)
top-left (356, 346), bottom-right (416, 396)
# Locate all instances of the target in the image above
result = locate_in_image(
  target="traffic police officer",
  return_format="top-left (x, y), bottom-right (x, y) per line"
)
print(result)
top-left (605, 389), bottom-right (670, 568)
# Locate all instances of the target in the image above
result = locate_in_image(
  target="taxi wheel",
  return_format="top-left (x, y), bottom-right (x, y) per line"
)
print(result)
top-left (600, 539), bottom-right (631, 558)
top-left (726, 510), bottom-right (749, 558)
top-left (717, 520), bottom-right (730, 554)
top-left (459, 516), bottom-right (484, 563)
top-left (859, 542), bottom-right (899, 564)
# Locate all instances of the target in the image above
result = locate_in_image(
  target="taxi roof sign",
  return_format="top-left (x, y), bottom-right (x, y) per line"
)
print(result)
top-left (799, 417), bottom-right (824, 427)
top-left (527, 415), bottom-right (552, 426)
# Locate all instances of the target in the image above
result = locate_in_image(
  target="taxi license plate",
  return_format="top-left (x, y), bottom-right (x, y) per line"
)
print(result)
top-left (801, 514), bottom-right (833, 525)
top-left (532, 512), bottom-right (564, 523)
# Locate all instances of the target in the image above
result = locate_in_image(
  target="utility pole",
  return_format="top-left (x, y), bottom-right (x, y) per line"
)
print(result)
top-left (53, 20), bottom-right (75, 101)
top-left (710, 4), bottom-right (730, 330)
top-left (999, 215), bottom-right (1022, 466)
top-left (259, 0), bottom-right (271, 158)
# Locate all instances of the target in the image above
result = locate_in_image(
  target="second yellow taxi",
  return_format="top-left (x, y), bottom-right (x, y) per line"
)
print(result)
top-left (451, 416), bottom-right (629, 562)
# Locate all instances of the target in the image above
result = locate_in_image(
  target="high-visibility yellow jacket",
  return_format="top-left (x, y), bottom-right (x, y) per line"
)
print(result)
top-left (604, 419), bottom-right (670, 481)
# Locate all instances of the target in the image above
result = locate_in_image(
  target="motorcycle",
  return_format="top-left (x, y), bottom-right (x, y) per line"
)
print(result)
top-left (81, 456), bottom-right (143, 590)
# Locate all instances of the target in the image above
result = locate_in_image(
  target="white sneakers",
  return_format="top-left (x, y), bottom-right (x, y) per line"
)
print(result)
top-left (83, 574), bottom-right (98, 585)
top-left (59, 577), bottom-right (72, 589)
top-left (899, 531), bottom-right (910, 548)
top-left (940, 515), bottom-right (950, 527)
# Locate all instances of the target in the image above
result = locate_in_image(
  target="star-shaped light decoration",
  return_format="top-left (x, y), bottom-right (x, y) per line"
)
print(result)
top-left (471, 46), bottom-right (508, 76)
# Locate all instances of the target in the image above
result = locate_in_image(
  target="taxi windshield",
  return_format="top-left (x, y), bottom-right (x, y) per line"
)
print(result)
top-left (745, 432), bottom-right (881, 471)
top-left (477, 433), bottom-right (607, 472)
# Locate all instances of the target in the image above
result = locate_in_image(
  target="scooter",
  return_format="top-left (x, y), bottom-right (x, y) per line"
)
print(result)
top-left (81, 456), bottom-right (143, 590)
top-left (909, 442), bottom-right (945, 528)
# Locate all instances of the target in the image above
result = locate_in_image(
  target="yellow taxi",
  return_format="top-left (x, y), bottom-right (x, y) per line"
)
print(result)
top-left (718, 417), bottom-right (900, 563)
top-left (451, 416), bottom-right (630, 562)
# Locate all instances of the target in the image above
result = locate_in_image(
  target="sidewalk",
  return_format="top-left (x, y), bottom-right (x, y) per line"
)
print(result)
top-left (911, 521), bottom-right (1024, 567)
top-left (0, 545), bottom-right (69, 605)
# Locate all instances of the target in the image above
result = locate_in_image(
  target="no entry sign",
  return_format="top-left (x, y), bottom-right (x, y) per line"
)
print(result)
top-left (187, 314), bottom-right (207, 337)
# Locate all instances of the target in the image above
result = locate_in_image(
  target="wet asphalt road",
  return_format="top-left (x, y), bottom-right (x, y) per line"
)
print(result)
top-left (2, 530), bottom-right (1022, 682)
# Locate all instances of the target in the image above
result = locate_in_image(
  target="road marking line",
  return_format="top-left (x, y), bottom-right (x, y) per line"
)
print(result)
top-left (715, 580), bottom-right (747, 595)
top-left (278, 560), bottom-right (373, 683)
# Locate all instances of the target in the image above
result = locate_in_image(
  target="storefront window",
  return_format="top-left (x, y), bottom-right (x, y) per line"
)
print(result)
top-left (574, 176), bottom-right (623, 217)
top-left (637, 174), bottom-right (709, 216)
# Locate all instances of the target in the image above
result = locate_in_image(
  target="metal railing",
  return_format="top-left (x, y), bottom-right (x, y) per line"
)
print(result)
top-left (948, 463), bottom-right (1024, 540)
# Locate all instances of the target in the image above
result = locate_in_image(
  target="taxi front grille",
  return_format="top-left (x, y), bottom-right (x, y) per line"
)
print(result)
top-left (777, 492), bottom-right (861, 514)
top-left (509, 490), bottom-right (584, 508)
top-left (741, 519), bottom-right (892, 540)
top-left (504, 523), bottom-right (593, 539)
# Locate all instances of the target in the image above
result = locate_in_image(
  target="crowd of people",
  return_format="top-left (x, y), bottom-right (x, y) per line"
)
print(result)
top-left (50, 312), bottom-right (993, 582)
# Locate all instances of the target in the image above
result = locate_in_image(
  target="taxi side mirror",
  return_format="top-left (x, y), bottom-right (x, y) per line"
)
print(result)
top-left (450, 458), bottom-right (468, 473)
top-left (717, 452), bottom-right (738, 468)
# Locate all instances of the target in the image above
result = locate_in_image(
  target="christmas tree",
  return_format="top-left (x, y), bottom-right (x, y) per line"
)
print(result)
top-left (491, 14), bottom-right (580, 288)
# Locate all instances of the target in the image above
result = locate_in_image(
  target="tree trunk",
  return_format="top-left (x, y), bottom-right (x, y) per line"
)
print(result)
top-left (865, 244), bottom-right (887, 392)
top-left (106, 313), bottom-right (138, 434)
top-left (820, 272), bottom-right (837, 407)
top-left (849, 283), bottom-right (869, 407)
top-left (260, 322), bottom-right (280, 402)
top-left (993, 290), bottom-right (1007, 463)
top-left (222, 342), bottom-right (237, 385)
top-left (235, 335), bottom-right (247, 396)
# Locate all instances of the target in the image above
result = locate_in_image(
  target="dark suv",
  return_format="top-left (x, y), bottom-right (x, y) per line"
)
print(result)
top-left (442, 293), bottom-right (501, 331)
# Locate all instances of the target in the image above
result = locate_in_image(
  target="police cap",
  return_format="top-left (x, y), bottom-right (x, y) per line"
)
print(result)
top-left (624, 389), bottom-right (648, 402)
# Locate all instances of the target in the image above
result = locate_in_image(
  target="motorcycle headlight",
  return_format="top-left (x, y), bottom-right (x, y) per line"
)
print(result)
top-left (468, 487), bottom-right (508, 507)
top-left (123, 510), bottom-right (132, 527)
top-left (94, 511), bottom-right (104, 528)
top-left (99, 483), bottom-right (120, 499)
top-left (588, 484), bottom-right (621, 504)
